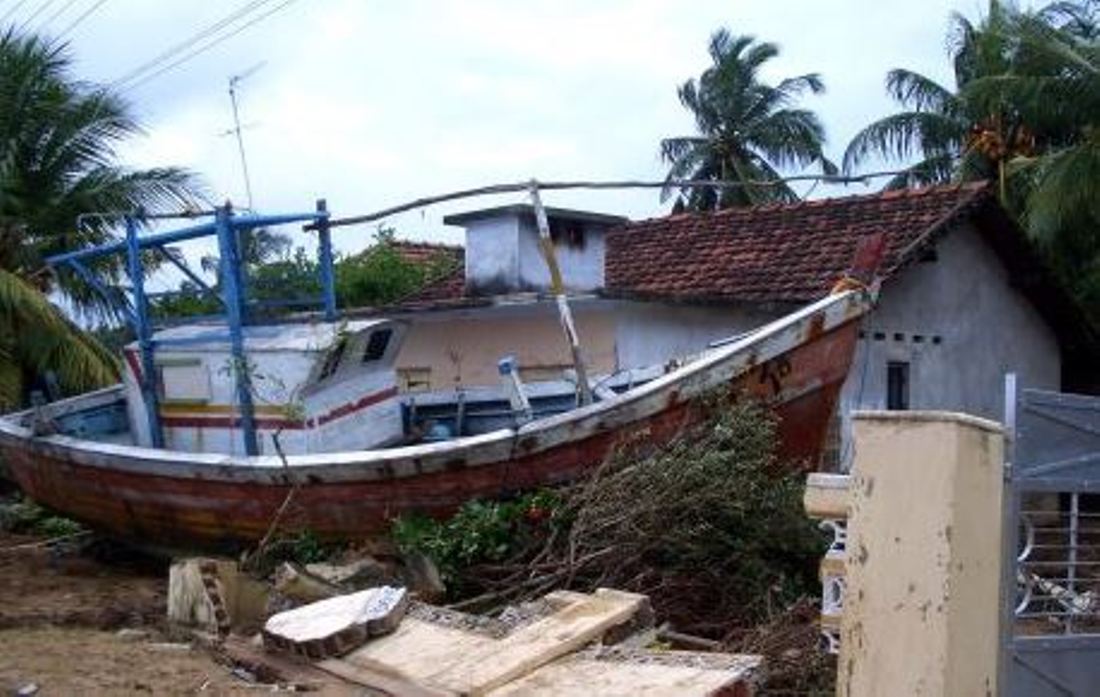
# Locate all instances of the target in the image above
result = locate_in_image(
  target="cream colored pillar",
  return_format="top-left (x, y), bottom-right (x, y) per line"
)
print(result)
top-left (839, 411), bottom-right (1004, 697)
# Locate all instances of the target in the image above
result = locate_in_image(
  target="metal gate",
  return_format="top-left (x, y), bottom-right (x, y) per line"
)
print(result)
top-left (1001, 375), bottom-right (1100, 696)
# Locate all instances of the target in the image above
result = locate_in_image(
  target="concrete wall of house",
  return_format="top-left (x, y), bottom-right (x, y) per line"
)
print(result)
top-left (516, 217), bottom-right (606, 292)
top-left (838, 221), bottom-right (1061, 437)
top-left (463, 215), bottom-right (521, 295)
top-left (415, 219), bottom-right (1061, 431)
top-left (396, 306), bottom-right (618, 390)
top-left (612, 301), bottom-right (776, 369)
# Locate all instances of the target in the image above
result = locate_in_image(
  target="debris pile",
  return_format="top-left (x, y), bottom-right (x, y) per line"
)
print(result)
top-left (168, 553), bottom-right (763, 695)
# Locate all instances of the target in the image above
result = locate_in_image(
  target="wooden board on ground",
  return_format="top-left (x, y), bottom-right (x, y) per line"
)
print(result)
top-left (486, 646), bottom-right (762, 697)
top-left (220, 634), bottom-right (363, 696)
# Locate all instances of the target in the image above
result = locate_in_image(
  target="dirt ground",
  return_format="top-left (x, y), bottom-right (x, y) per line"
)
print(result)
top-left (0, 532), bottom-right (263, 696)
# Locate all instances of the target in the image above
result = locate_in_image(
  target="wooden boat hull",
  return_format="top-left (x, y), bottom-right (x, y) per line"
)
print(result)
top-left (0, 291), bottom-right (869, 551)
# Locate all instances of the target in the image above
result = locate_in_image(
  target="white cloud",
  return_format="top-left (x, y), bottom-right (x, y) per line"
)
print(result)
top-left (38, 0), bottom-right (1042, 272)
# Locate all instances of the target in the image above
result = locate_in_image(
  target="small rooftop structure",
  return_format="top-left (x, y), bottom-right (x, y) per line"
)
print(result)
top-left (443, 204), bottom-right (627, 296)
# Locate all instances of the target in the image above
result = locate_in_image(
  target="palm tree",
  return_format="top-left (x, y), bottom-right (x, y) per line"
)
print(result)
top-left (660, 30), bottom-right (835, 211)
top-left (965, 5), bottom-right (1100, 235)
top-left (842, 1), bottom-right (1031, 190)
top-left (0, 29), bottom-right (202, 410)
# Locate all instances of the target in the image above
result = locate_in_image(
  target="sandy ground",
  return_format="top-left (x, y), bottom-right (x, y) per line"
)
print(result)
top-left (0, 532), bottom-right (263, 696)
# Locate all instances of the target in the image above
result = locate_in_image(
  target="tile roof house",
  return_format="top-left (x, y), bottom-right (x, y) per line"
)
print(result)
top-left (375, 183), bottom-right (1092, 465)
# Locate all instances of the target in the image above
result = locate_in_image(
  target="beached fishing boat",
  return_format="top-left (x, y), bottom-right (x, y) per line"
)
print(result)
top-left (0, 189), bottom-right (881, 550)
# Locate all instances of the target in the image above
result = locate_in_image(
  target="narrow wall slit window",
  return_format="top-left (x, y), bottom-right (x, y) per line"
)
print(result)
top-left (887, 361), bottom-right (910, 411)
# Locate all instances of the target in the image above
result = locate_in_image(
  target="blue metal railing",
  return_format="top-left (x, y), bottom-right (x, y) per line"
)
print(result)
top-left (45, 201), bottom-right (333, 456)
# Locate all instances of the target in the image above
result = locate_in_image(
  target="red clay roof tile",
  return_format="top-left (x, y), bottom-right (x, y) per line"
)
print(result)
top-left (604, 182), bottom-right (991, 304)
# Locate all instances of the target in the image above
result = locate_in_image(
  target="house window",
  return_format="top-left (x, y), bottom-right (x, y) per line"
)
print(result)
top-left (398, 367), bottom-right (431, 393)
top-left (362, 329), bottom-right (393, 363)
top-left (318, 338), bottom-right (347, 381)
top-left (887, 361), bottom-right (910, 411)
top-left (548, 219), bottom-right (585, 249)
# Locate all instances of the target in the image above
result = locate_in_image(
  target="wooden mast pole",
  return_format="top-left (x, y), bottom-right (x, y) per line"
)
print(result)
top-left (529, 181), bottom-right (593, 406)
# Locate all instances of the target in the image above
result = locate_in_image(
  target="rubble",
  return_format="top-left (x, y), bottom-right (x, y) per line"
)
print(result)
top-left (272, 561), bottom-right (343, 604)
top-left (262, 586), bottom-right (408, 659)
top-left (165, 554), bottom-right (763, 696)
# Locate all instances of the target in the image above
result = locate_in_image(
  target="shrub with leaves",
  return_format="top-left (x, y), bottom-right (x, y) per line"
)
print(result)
top-left (557, 397), bottom-right (825, 632)
top-left (391, 395), bottom-right (826, 635)
top-left (392, 490), bottom-right (561, 593)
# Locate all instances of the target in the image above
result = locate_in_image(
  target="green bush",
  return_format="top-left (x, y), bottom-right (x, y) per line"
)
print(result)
top-left (391, 395), bottom-right (826, 632)
top-left (0, 496), bottom-right (85, 537)
top-left (392, 490), bottom-right (561, 588)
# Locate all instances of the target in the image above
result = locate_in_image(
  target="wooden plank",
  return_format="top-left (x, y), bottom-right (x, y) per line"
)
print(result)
top-left (219, 635), bottom-right (360, 695)
top-left (486, 650), bottom-right (760, 697)
top-left (426, 588), bottom-right (645, 695)
top-left (317, 657), bottom-right (457, 697)
top-left (339, 615), bottom-right (499, 686)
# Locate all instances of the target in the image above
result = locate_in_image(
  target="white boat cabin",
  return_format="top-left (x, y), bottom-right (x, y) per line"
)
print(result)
top-left (122, 319), bottom-right (407, 456)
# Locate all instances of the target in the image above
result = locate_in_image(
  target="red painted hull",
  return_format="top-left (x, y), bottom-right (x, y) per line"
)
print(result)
top-left (0, 293), bottom-right (866, 551)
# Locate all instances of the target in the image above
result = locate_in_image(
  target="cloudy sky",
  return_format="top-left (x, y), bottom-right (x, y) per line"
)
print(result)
top-left (13, 0), bottom-right (1029, 271)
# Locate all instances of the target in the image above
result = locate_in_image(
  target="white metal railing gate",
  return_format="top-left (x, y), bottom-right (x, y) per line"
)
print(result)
top-left (1001, 375), bottom-right (1100, 696)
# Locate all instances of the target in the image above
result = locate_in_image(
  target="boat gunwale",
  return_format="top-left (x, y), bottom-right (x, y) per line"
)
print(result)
top-left (0, 290), bottom-right (871, 481)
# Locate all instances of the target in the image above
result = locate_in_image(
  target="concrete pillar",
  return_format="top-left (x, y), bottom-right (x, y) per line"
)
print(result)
top-left (839, 411), bottom-right (1003, 697)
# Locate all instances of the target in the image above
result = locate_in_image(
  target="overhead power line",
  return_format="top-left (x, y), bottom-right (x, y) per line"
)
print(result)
top-left (114, 0), bottom-right (298, 94)
top-left (0, 0), bottom-right (30, 26)
top-left (36, 0), bottom-right (79, 33)
top-left (16, 0), bottom-right (58, 33)
top-left (55, 0), bottom-right (107, 40)
top-left (111, 0), bottom-right (271, 89)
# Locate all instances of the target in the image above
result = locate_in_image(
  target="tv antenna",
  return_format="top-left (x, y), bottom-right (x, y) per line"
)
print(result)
top-left (226, 61), bottom-right (266, 210)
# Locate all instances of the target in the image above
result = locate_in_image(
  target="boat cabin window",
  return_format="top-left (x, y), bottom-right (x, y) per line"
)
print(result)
top-left (318, 338), bottom-right (347, 381)
top-left (362, 329), bottom-right (392, 363)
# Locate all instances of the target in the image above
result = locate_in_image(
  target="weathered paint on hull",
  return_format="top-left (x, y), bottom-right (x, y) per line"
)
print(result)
top-left (0, 292), bottom-right (867, 551)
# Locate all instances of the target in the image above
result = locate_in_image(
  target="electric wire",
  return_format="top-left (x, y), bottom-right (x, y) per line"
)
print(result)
top-left (15, 0), bottom-right (58, 33)
top-left (120, 0), bottom-right (298, 94)
top-left (112, 0), bottom-right (288, 92)
top-left (54, 0), bottom-right (106, 40)
top-left (35, 0), bottom-right (79, 33)
top-left (0, 0), bottom-right (29, 26)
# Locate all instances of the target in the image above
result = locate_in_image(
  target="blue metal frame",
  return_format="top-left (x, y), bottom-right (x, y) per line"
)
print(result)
top-left (125, 216), bottom-right (164, 448)
top-left (45, 203), bottom-right (331, 456)
top-left (316, 198), bottom-right (337, 321)
top-left (215, 206), bottom-right (259, 455)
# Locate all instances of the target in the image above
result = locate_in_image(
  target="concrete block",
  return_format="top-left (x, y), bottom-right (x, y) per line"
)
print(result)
top-left (263, 586), bottom-right (408, 659)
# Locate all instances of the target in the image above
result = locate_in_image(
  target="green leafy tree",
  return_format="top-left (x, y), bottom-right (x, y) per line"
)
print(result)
top-left (845, 0), bottom-right (1100, 323)
top-left (842, 1), bottom-right (1032, 190)
top-left (660, 29), bottom-right (835, 211)
top-left (965, 3), bottom-right (1100, 310)
top-left (0, 30), bottom-right (201, 409)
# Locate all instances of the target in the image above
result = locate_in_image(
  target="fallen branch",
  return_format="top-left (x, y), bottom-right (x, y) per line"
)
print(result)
top-left (243, 430), bottom-right (300, 572)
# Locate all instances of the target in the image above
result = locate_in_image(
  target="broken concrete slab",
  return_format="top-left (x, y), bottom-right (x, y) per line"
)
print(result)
top-left (263, 586), bottom-right (408, 659)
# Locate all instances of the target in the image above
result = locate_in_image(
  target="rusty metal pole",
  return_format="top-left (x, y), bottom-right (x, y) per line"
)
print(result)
top-left (529, 180), bottom-right (593, 405)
